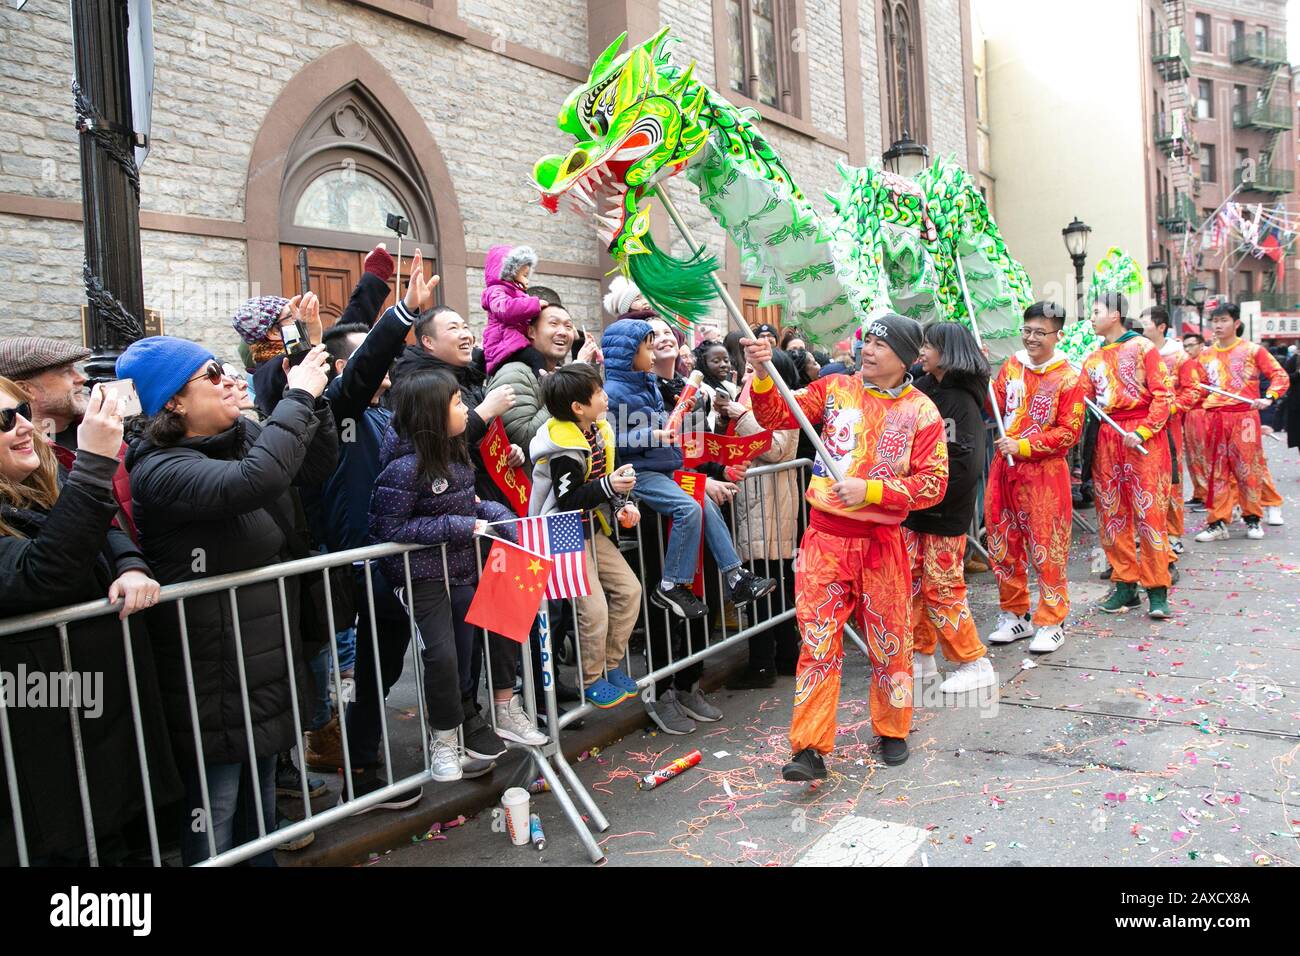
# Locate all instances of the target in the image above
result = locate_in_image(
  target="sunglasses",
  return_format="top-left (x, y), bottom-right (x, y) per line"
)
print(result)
top-left (187, 362), bottom-right (224, 386)
top-left (1, 401), bottom-right (32, 433)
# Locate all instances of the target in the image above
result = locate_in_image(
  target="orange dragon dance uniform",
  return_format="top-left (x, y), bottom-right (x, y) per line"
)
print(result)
top-left (1194, 338), bottom-right (1289, 524)
top-left (1159, 340), bottom-right (1203, 542)
top-left (751, 372), bottom-right (947, 749)
top-left (1081, 331), bottom-right (1174, 589)
top-left (983, 350), bottom-right (1085, 626)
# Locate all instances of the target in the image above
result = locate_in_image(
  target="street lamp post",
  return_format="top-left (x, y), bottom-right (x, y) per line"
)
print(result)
top-left (1062, 217), bottom-right (1092, 320)
top-left (1147, 260), bottom-right (1169, 307)
top-left (70, 0), bottom-right (145, 381)
top-left (1189, 281), bottom-right (1208, 335)
top-left (882, 130), bottom-right (930, 179)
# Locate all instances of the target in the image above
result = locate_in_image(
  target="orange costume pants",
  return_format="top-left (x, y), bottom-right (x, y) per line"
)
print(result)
top-left (983, 456), bottom-right (1073, 626)
top-left (1205, 407), bottom-right (1268, 524)
top-left (792, 524), bottom-right (912, 752)
top-left (1184, 407), bottom-right (1208, 501)
top-left (1093, 420), bottom-right (1172, 589)
top-left (1166, 415), bottom-right (1185, 540)
top-left (902, 528), bottom-right (986, 663)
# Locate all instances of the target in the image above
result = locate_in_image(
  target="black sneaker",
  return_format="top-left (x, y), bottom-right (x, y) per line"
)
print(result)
top-left (462, 711), bottom-right (507, 761)
top-left (275, 756), bottom-right (327, 799)
top-left (873, 736), bottom-right (909, 766)
top-left (1099, 565), bottom-right (1112, 580)
top-left (340, 768), bottom-right (423, 813)
top-left (727, 569), bottom-right (777, 607)
top-left (649, 584), bottom-right (708, 619)
top-left (726, 667), bottom-right (776, 690)
top-left (782, 748), bottom-right (827, 781)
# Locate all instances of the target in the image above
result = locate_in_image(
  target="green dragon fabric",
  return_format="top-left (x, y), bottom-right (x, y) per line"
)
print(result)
top-left (532, 28), bottom-right (1035, 348)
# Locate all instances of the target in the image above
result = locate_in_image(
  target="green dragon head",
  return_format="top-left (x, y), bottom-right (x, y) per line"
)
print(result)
top-left (533, 29), bottom-right (720, 324)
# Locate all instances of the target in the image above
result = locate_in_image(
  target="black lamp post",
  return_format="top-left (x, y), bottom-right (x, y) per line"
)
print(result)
top-left (883, 130), bottom-right (930, 179)
top-left (1062, 217), bottom-right (1092, 320)
top-left (70, 0), bottom-right (145, 381)
top-left (1147, 260), bottom-right (1169, 307)
top-left (1189, 281), bottom-right (1208, 335)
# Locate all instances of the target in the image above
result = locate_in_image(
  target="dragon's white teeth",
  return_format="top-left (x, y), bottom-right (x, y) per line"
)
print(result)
top-left (571, 187), bottom-right (597, 209)
top-left (596, 214), bottom-right (622, 231)
top-left (596, 227), bottom-right (615, 245)
top-left (571, 176), bottom-right (593, 197)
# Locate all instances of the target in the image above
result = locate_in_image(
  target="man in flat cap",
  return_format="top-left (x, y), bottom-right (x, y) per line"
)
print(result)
top-left (0, 335), bottom-right (137, 539)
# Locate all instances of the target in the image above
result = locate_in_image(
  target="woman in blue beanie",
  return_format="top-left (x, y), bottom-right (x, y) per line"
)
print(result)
top-left (118, 335), bottom-right (338, 865)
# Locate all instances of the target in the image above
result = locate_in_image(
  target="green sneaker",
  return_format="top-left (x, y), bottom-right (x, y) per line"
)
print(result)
top-left (1099, 581), bottom-right (1140, 614)
top-left (1147, 586), bottom-right (1171, 619)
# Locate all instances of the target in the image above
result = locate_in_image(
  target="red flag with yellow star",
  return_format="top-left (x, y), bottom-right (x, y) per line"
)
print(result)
top-left (464, 538), bottom-right (553, 644)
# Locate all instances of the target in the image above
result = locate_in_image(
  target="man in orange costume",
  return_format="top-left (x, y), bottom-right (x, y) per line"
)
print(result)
top-left (1081, 292), bottom-right (1175, 619)
top-left (1192, 302), bottom-right (1289, 543)
top-left (1180, 332), bottom-right (1210, 507)
top-left (745, 314), bottom-right (947, 778)
top-left (1138, 307), bottom-right (1202, 572)
top-left (983, 301), bottom-right (1085, 654)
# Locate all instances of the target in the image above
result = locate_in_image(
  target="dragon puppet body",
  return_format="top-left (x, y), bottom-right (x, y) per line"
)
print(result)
top-left (531, 28), bottom-right (1035, 351)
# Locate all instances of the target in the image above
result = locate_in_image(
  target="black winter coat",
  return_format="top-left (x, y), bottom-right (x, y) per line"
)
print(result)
top-left (0, 452), bottom-right (181, 864)
top-left (390, 345), bottom-right (509, 507)
top-left (125, 391), bottom-right (338, 765)
top-left (1285, 353), bottom-right (1299, 451)
top-left (905, 371), bottom-right (988, 538)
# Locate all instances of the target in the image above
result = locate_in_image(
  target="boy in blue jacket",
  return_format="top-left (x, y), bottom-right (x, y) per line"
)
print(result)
top-left (601, 318), bottom-right (775, 621)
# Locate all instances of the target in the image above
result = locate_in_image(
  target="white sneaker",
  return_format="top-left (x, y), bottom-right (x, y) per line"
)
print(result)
top-left (939, 657), bottom-right (995, 693)
top-left (429, 729), bottom-right (463, 783)
top-left (1246, 521), bottom-right (1265, 541)
top-left (988, 611), bottom-right (1035, 644)
top-left (1266, 506), bottom-right (1284, 527)
top-left (1028, 624), bottom-right (1065, 654)
top-left (913, 652), bottom-right (939, 684)
top-left (1195, 522), bottom-right (1230, 542)
top-left (494, 695), bottom-right (548, 746)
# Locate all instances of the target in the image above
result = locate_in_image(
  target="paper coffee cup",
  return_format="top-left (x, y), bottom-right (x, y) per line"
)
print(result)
top-left (501, 787), bottom-right (531, 846)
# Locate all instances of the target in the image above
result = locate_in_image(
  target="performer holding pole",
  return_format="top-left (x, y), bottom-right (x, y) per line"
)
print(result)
top-left (1180, 332), bottom-right (1211, 506)
top-left (1138, 306), bottom-right (1201, 578)
top-left (1080, 292), bottom-right (1175, 619)
top-left (1192, 302), bottom-right (1289, 542)
top-left (744, 317), bottom-right (949, 777)
top-left (983, 301), bottom-right (1086, 654)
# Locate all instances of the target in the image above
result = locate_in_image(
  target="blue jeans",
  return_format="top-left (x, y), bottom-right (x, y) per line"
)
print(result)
top-left (181, 754), bottom-right (278, 866)
top-left (632, 469), bottom-right (742, 585)
top-left (336, 625), bottom-right (356, 675)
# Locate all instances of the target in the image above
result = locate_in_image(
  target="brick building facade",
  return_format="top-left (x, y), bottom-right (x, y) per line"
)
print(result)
top-left (0, 0), bottom-right (975, 362)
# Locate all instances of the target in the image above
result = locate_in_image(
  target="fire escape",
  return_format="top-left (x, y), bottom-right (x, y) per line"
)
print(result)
top-left (1152, 0), bottom-right (1199, 295)
top-left (1229, 24), bottom-right (1293, 305)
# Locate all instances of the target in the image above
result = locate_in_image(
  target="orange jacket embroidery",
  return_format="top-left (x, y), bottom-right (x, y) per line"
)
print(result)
top-left (1195, 338), bottom-right (1289, 408)
top-left (990, 352), bottom-right (1085, 461)
top-left (751, 373), bottom-right (948, 525)
top-left (1081, 333), bottom-right (1173, 438)
top-left (1160, 343), bottom-right (1203, 415)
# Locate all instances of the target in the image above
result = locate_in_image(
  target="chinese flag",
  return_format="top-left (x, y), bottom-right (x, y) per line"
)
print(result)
top-left (465, 538), bottom-right (553, 644)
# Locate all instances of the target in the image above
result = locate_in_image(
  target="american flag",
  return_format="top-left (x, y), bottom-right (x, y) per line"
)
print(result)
top-left (516, 511), bottom-right (589, 599)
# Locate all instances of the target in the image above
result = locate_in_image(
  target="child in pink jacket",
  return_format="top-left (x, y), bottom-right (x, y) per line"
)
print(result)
top-left (481, 244), bottom-right (542, 375)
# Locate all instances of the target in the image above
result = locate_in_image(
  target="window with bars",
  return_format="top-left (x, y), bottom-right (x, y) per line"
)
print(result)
top-left (726, 0), bottom-right (798, 114)
top-left (881, 0), bottom-right (927, 146)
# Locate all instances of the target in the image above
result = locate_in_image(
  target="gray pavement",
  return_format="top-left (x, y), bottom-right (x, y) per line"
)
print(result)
top-left (363, 444), bottom-right (1300, 868)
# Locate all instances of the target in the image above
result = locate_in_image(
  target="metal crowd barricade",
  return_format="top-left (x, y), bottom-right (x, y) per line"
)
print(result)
top-left (500, 457), bottom-right (881, 862)
top-left (0, 541), bottom-right (454, 868)
top-left (2, 458), bottom-right (894, 868)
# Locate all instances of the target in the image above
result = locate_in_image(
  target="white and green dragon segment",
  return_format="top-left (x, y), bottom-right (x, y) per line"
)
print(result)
top-left (532, 28), bottom-right (1034, 348)
top-left (1057, 246), bottom-right (1146, 365)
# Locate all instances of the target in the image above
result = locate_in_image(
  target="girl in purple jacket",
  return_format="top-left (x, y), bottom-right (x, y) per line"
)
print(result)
top-left (368, 369), bottom-right (545, 783)
top-left (481, 243), bottom-right (542, 375)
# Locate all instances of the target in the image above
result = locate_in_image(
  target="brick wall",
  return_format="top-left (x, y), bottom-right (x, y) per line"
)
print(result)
top-left (0, 0), bottom-right (975, 352)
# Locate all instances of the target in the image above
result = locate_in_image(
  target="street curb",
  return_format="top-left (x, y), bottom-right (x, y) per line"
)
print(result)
top-left (280, 642), bottom-right (747, 867)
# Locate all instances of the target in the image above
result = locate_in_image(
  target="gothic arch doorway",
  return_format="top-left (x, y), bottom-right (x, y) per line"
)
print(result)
top-left (245, 43), bottom-right (468, 321)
